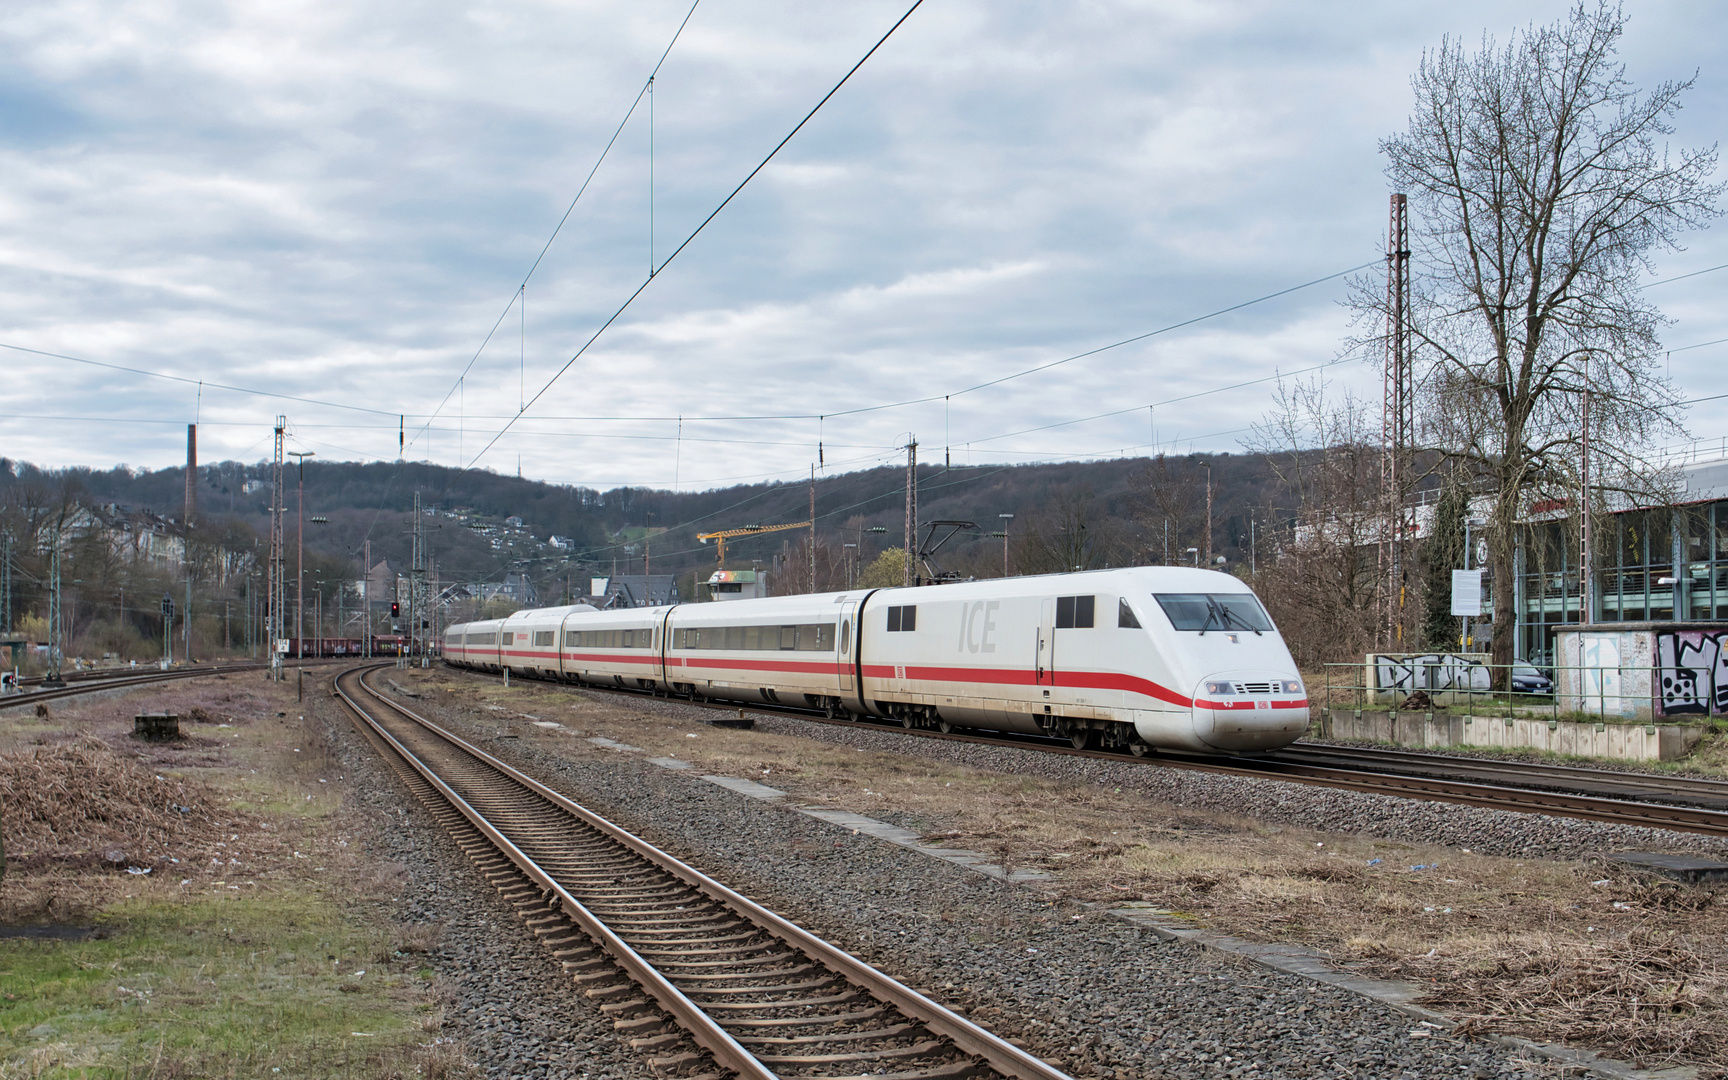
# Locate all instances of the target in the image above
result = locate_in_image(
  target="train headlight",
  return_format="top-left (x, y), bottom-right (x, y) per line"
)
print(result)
top-left (1204, 681), bottom-right (1235, 696)
top-left (1281, 679), bottom-right (1303, 694)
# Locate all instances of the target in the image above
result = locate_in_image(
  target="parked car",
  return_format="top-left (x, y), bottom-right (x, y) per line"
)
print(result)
top-left (1510, 661), bottom-right (1554, 695)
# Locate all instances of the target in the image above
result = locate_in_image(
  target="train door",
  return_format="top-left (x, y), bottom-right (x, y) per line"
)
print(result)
top-left (1036, 598), bottom-right (1055, 685)
top-left (837, 601), bottom-right (858, 692)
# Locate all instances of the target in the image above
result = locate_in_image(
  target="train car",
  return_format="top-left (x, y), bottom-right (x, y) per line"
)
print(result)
top-left (551, 606), bottom-right (664, 690)
top-left (442, 566), bottom-right (1308, 755)
top-left (664, 594), bottom-right (845, 710)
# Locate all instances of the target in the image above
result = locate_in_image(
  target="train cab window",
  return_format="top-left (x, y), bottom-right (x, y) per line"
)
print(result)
top-left (1118, 599), bottom-right (1142, 629)
top-left (502, 632), bottom-right (514, 646)
top-left (886, 605), bottom-right (916, 632)
top-left (1155, 593), bottom-right (1273, 632)
top-left (533, 631), bottom-right (554, 647)
top-left (1055, 595), bottom-right (1094, 629)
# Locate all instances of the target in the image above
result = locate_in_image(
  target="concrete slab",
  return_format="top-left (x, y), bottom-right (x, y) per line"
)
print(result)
top-left (700, 775), bottom-right (787, 800)
top-left (586, 737), bottom-right (643, 753)
top-left (1608, 851), bottom-right (1728, 883)
top-left (646, 757), bottom-right (693, 770)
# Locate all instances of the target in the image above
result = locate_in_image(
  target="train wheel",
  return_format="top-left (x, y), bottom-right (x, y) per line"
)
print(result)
top-left (900, 712), bottom-right (916, 730)
top-left (937, 720), bottom-right (956, 734)
top-left (1070, 728), bottom-right (1097, 750)
top-left (1128, 739), bottom-right (1153, 757)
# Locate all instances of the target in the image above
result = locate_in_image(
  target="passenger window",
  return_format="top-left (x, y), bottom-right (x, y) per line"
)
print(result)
top-left (1118, 599), bottom-right (1142, 629)
top-left (564, 630), bottom-right (578, 647)
top-left (1055, 596), bottom-right (1094, 629)
top-left (840, 620), bottom-right (851, 654)
top-left (502, 632), bottom-right (514, 646)
top-left (886, 606), bottom-right (916, 632)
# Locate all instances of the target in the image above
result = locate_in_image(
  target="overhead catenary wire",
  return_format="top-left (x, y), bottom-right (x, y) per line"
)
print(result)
top-left (467, 0), bottom-right (929, 468)
top-left (408, 0), bottom-right (705, 454)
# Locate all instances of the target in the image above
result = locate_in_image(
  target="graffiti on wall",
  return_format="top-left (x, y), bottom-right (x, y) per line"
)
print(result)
top-left (1372, 653), bottom-right (1492, 693)
top-left (1656, 630), bottom-right (1728, 717)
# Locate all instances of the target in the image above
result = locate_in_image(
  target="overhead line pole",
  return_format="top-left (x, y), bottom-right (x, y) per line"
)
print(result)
top-left (903, 439), bottom-right (917, 588)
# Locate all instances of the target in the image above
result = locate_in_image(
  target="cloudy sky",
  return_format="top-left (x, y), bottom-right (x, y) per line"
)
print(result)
top-left (2, 0), bottom-right (1725, 492)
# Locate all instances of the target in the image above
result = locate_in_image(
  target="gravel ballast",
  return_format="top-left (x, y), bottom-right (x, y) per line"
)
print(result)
top-left (736, 709), bottom-right (1728, 862)
top-left (385, 682), bottom-right (1596, 1080)
top-left (315, 689), bottom-right (654, 1080)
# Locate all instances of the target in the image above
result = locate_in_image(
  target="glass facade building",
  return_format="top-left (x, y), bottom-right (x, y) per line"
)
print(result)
top-left (1516, 498), bottom-right (1728, 664)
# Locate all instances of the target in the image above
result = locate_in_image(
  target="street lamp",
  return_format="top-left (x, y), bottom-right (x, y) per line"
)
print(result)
top-left (998, 513), bottom-right (1014, 576)
top-left (852, 525), bottom-right (888, 587)
top-left (1185, 547), bottom-right (1200, 567)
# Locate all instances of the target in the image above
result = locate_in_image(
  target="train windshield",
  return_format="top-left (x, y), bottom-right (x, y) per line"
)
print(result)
top-left (1154, 593), bottom-right (1273, 633)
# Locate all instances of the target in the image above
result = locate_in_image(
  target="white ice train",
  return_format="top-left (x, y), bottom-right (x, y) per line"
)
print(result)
top-left (441, 566), bottom-right (1310, 755)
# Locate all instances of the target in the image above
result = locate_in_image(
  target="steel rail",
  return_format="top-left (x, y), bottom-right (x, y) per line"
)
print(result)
top-left (1271, 743), bottom-right (1728, 809)
top-left (0, 660), bottom-right (307, 709)
top-left (441, 666), bottom-right (1728, 838)
top-left (336, 663), bottom-right (1074, 1080)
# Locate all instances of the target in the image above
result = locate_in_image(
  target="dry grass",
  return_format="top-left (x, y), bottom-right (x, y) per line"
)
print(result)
top-left (408, 665), bottom-right (1728, 1075)
top-left (0, 670), bottom-right (475, 1076)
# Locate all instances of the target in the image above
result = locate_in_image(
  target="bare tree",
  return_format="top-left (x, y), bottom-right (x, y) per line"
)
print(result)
top-left (1016, 488), bottom-right (1130, 575)
top-left (1246, 378), bottom-right (1385, 667)
top-left (1131, 456), bottom-right (1204, 566)
top-left (1357, 1), bottom-right (1720, 673)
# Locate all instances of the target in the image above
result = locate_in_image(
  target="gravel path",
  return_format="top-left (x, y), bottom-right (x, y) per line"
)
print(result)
top-left (386, 686), bottom-right (1575, 1080)
top-left (315, 691), bottom-right (653, 1080)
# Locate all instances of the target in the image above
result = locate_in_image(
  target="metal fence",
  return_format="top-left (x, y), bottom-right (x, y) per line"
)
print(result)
top-left (1317, 652), bottom-right (1702, 723)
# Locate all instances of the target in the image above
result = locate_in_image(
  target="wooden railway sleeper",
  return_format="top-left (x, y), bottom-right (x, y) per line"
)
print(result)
top-left (757, 1038), bottom-right (947, 1065)
top-left (801, 1060), bottom-right (984, 1080)
top-left (735, 1022), bottom-right (923, 1047)
top-left (681, 976), bottom-right (843, 996)
top-left (724, 1006), bottom-right (890, 1029)
top-left (650, 950), bottom-right (799, 969)
top-left (632, 929), bottom-right (764, 949)
top-left (669, 964), bottom-right (821, 984)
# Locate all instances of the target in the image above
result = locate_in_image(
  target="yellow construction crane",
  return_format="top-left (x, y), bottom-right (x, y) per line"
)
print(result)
top-left (697, 521), bottom-right (813, 569)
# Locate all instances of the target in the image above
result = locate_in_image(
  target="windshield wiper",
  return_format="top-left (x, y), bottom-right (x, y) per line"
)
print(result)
top-left (1197, 602), bottom-right (1222, 636)
top-left (1216, 604), bottom-right (1262, 636)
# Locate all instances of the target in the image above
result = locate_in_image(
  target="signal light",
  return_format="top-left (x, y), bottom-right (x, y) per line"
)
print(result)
top-left (391, 602), bottom-right (400, 617)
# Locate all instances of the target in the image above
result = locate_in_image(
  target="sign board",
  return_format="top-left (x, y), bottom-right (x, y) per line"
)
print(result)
top-left (591, 577), bottom-right (610, 597)
top-left (1450, 569), bottom-right (1484, 617)
top-left (275, 638), bottom-right (291, 654)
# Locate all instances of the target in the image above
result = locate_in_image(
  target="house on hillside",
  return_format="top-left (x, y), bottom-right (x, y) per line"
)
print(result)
top-left (586, 575), bottom-right (678, 609)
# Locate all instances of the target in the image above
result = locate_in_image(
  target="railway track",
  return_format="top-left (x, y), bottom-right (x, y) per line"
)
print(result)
top-left (0, 660), bottom-right (300, 709)
top-left (334, 663), bottom-right (1074, 1080)
top-left (1271, 742), bottom-right (1728, 811)
top-left (440, 666), bottom-right (1728, 840)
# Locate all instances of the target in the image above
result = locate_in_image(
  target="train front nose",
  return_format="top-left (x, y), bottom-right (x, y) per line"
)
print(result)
top-left (1191, 675), bottom-right (1311, 752)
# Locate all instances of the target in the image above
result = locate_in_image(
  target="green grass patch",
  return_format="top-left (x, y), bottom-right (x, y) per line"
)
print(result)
top-left (0, 892), bottom-right (441, 1078)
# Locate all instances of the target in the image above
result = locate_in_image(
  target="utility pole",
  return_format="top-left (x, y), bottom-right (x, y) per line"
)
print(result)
top-left (999, 513), bottom-right (1014, 576)
top-left (1382, 192), bottom-right (1414, 649)
top-left (184, 423), bottom-right (196, 664)
top-left (44, 525), bottom-right (64, 687)
top-left (362, 538), bottom-right (372, 658)
top-left (1, 531), bottom-right (11, 634)
top-left (1202, 461), bottom-right (1214, 566)
top-left (903, 439), bottom-right (917, 588)
top-left (809, 465), bottom-right (817, 594)
top-left (288, 450), bottom-right (314, 662)
top-left (267, 417), bottom-right (287, 680)
top-left (1580, 352), bottom-right (1594, 626)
